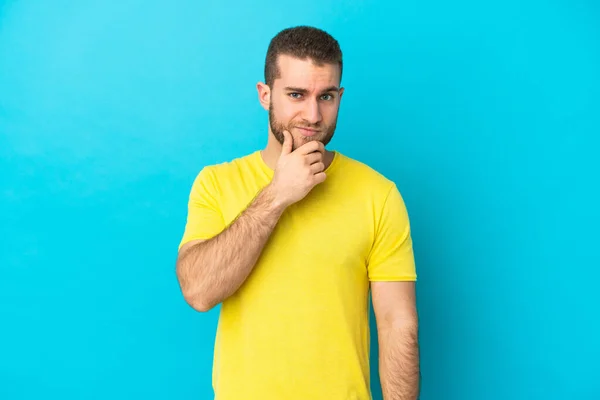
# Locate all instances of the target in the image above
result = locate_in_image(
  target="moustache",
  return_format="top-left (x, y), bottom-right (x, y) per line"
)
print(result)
top-left (293, 124), bottom-right (322, 130)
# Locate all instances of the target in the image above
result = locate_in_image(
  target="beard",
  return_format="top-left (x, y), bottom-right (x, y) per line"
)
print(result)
top-left (269, 103), bottom-right (337, 152)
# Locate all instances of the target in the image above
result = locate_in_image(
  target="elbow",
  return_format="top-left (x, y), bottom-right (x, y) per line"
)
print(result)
top-left (180, 288), bottom-right (216, 313)
top-left (396, 318), bottom-right (419, 335)
top-left (176, 275), bottom-right (215, 313)
top-left (176, 263), bottom-right (214, 313)
top-left (381, 316), bottom-right (419, 337)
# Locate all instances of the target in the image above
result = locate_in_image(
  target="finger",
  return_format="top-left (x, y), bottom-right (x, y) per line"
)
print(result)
top-left (310, 161), bottom-right (325, 174)
top-left (297, 140), bottom-right (324, 155)
top-left (281, 130), bottom-right (293, 155)
top-left (305, 152), bottom-right (324, 165)
top-left (312, 172), bottom-right (327, 184)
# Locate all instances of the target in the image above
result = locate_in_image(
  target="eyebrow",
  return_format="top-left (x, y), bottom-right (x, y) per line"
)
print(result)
top-left (284, 86), bottom-right (340, 94)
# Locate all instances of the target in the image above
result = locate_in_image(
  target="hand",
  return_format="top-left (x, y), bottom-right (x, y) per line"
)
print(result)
top-left (268, 130), bottom-right (327, 208)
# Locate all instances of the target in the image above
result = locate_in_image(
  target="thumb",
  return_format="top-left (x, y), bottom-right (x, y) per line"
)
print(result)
top-left (281, 130), bottom-right (293, 155)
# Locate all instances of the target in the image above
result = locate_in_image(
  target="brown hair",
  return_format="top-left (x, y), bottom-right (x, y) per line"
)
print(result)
top-left (264, 26), bottom-right (343, 86)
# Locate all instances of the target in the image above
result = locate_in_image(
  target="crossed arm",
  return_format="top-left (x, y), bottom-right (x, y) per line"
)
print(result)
top-left (371, 281), bottom-right (420, 400)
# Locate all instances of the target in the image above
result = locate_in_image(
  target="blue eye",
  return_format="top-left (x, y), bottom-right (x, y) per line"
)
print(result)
top-left (289, 93), bottom-right (302, 99)
top-left (321, 94), bottom-right (333, 101)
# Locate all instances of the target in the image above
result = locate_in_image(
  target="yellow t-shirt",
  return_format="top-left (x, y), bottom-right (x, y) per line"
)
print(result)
top-left (179, 150), bottom-right (417, 400)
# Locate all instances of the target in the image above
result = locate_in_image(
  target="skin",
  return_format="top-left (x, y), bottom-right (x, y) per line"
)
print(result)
top-left (175, 54), bottom-right (419, 399)
top-left (256, 54), bottom-right (343, 170)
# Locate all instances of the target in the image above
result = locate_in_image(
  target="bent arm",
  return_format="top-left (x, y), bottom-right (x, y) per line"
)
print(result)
top-left (176, 184), bottom-right (286, 311)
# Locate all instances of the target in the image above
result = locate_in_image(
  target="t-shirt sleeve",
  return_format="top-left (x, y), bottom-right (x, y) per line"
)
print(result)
top-left (366, 183), bottom-right (417, 281)
top-left (178, 166), bottom-right (225, 250)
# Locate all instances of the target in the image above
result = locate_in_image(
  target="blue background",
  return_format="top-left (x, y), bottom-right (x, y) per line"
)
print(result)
top-left (1, 1), bottom-right (599, 399)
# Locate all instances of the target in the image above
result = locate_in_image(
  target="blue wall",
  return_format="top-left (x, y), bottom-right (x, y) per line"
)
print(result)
top-left (1, 1), bottom-right (598, 399)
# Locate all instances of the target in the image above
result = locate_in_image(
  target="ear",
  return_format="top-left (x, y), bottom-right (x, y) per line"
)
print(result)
top-left (256, 82), bottom-right (270, 111)
top-left (339, 87), bottom-right (345, 100)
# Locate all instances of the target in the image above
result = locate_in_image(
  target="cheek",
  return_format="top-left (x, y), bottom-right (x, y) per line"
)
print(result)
top-left (320, 105), bottom-right (338, 122)
top-left (274, 102), bottom-right (299, 122)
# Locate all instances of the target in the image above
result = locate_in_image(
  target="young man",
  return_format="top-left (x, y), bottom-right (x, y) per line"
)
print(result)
top-left (176, 26), bottom-right (420, 400)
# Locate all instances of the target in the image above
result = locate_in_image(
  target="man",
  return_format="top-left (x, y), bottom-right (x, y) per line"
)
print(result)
top-left (176, 26), bottom-right (420, 400)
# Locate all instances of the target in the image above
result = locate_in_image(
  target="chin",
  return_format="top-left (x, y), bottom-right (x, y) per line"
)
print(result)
top-left (299, 135), bottom-right (323, 144)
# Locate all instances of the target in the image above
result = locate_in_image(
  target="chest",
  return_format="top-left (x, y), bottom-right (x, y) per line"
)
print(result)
top-left (219, 177), bottom-right (375, 281)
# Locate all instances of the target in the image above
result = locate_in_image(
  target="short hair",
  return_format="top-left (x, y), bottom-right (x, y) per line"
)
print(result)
top-left (264, 26), bottom-right (343, 87)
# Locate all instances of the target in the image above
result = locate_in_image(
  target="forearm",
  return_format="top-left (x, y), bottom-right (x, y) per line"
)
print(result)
top-left (379, 322), bottom-right (420, 400)
top-left (177, 184), bottom-right (286, 311)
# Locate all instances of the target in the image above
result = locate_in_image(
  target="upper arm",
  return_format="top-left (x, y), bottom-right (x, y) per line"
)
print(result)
top-left (371, 281), bottom-right (418, 330)
top-left (178, 167), bottom-right (225, 251)
top-left (366, 183), bottom-right (417, 281)
top-left (367, 183), bottom-right (418, 329)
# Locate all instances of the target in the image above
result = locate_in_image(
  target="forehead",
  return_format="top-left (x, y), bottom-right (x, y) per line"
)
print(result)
top-left (274, 54), bottom-right (340, 89)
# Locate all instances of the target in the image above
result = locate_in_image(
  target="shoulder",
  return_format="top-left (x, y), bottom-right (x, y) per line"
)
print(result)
top-left (335, 152), bottom-right (397, 194)
top-left (333, 152), bottom-right (410, 217)
top-left (336, 154), bottom-right (412, 230)
top-left (188, 151), bottom-right (257, 193)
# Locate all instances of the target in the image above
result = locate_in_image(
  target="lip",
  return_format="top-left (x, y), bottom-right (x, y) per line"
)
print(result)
top-left (296, 127), bottom-right (320, 136)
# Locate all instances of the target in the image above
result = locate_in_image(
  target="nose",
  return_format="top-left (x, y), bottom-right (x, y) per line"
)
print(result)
top-left (302, 98), bottom-right (322, 125)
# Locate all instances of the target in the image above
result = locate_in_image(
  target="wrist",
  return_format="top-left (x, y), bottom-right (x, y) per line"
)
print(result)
top-left (262, 183), bottom-right (288, 215)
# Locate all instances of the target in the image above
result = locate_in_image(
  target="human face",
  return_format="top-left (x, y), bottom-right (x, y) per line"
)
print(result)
top-left (261, 55), bottom-right (344, 151)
